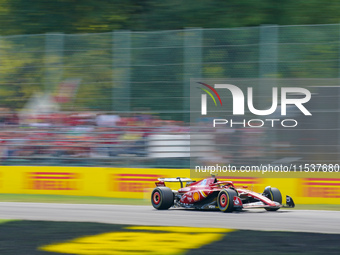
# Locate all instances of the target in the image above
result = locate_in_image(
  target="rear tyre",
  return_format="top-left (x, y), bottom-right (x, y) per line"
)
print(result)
top-left (263, 187), bottom-right (282, 211)
top-left (151, 187), bottom-right (174, 210)
top-left (217, 189), bottom-right (237, 212)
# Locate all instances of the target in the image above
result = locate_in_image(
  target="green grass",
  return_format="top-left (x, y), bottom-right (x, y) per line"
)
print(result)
top-left (0, 219), bottom-right (16, 224)
top-left (0, 194), bottom-right (339, 210)
top-left (0, 194), bottom-right (149, 205)
top-left (287, 204), bottom-right (340, 211)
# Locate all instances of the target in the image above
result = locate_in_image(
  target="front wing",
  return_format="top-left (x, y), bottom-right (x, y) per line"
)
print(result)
top-left (243, 195), bottom-right (295, 209)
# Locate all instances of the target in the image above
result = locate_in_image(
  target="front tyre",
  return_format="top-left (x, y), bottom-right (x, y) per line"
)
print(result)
top-left (151, 187), bottom-right (174, 210)
top-left (263, 187), bottom-right (282, 211)
top-left (217, 189), bottom-right (237, 212)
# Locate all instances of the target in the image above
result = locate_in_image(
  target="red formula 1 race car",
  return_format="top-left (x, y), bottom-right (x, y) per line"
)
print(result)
top-left (151, 176), bottom-right (295, 212)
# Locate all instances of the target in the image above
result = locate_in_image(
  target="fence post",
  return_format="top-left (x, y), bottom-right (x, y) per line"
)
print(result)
top-left (259, 25), bottom-right (278, 162)
top-left (184, 28), bottom-right (202, 122)
top-left (112, 30), bottom-right (131, 113)
top-left (259, 24), bottom-right (278, 108)
top-left (259, 25), bottom-right (278, 87)
top-left (44, 33), bottom-right (64, 93)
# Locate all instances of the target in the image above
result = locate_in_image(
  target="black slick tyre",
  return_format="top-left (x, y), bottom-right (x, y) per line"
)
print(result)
top-left (263, 187), bottom-right (282, 211)
top-left (217, 189), bottom-right (237, 212)
top-left (151, 187), bottom-right (174, 210)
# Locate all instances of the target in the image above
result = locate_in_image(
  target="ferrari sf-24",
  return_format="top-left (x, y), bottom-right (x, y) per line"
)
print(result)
top-left (151, 176), bottom-right (295, 212)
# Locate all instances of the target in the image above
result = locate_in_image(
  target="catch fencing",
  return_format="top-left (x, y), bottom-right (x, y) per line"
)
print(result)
top-left (1, 24), bottom-right (340, 167)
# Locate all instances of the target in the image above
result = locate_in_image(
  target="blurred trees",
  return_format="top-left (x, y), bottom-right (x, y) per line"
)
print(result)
top-left (0, 0), bottom-right (136, 35)
top-left (1, 0), bottom-right (340, 35)
top-left (1, 0), bottom-right (340, 114)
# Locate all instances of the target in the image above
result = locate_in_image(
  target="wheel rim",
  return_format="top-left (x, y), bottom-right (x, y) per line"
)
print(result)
top-left (153, 191), bottom-right (161, 205)
top-left (220, 193), bottom-right (228, 207)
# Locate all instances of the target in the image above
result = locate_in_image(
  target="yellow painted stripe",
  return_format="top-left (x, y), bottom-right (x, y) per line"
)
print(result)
top-left (39, 226), bottom-right (234, 255)
top-left (127, 226), bottom-right (233, 233)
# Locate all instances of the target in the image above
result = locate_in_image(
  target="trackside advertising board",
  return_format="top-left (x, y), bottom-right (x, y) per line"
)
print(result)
top-left (0, 166), bottom-right (339, 204)
top-left (0, 167), bottom-right (189, 199)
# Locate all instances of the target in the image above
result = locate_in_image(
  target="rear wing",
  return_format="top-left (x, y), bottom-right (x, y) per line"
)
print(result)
top-left (156, 177), bottom-right (194, 188)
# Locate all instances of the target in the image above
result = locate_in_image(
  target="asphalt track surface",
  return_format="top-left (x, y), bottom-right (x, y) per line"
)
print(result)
top-left (0, 202), bottom-right (339, 234)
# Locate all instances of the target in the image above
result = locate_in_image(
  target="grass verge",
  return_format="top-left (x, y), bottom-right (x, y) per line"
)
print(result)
top-left (286, 204), bottom-right (340, 211)
top-left (0, 194), bottom-right (149, 205)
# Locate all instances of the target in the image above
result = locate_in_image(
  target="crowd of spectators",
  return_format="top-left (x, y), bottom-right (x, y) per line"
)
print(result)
top-left (0, 109), bottom-right (188, 166)
top-left (0, 108), bottom-right (269, 168)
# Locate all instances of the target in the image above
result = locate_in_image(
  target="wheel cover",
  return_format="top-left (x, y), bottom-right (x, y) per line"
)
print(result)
top-left (153, 191), bottom-right (161, 205)
top-left (219, 193), bottom-right (228, 207)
